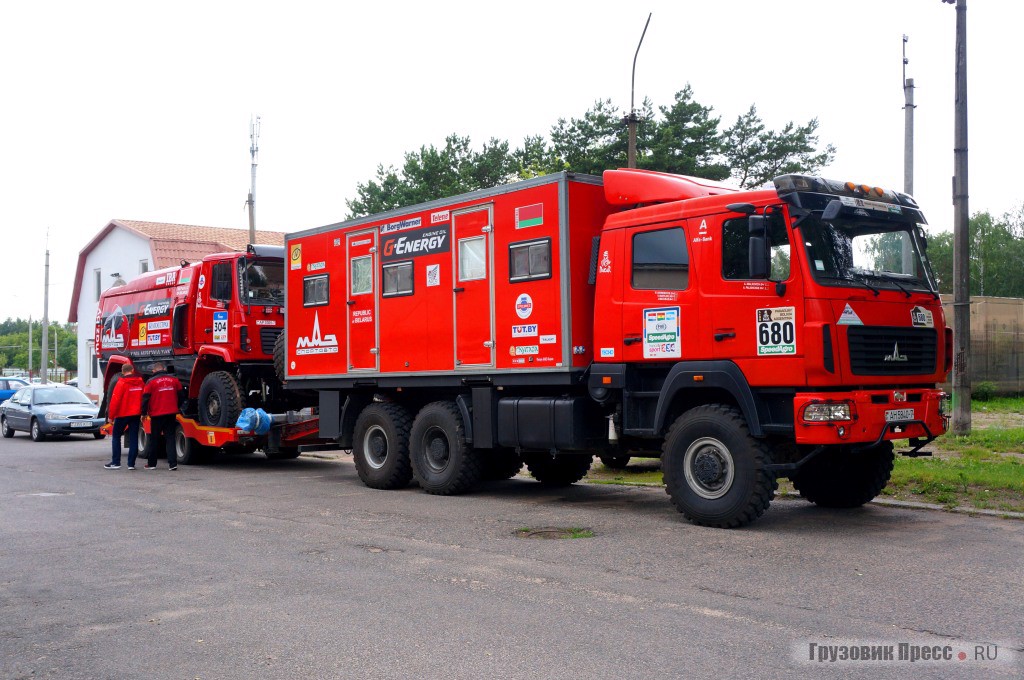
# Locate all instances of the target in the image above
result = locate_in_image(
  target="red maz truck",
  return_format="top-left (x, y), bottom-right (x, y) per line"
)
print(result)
top-left (96, 245), bottom-right (315, 461)
top-left (282, 169), bottom-right (950, 527)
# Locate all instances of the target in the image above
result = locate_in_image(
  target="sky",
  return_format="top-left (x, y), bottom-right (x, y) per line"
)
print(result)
top-left (1, 0), bottom-right (1019, 323)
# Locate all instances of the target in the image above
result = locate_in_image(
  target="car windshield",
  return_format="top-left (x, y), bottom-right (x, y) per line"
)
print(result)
top-left (33, 388), bottom-right (93, 405)
top-left (799, 216), bottom-right (938, 294)
top-left (240, 258), bottom-right (284, 306)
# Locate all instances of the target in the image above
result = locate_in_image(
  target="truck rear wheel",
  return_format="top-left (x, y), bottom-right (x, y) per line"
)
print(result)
top-left (273, 330), bottom-right (286, 384)
top-left (198, 371), bottom-right (243, 428)
top-left (662, 405), bottom-right (776, 528)
top-left (352, 403), bottom-right (413, 489)
top-left (175, 424), bottom-right (212, 465)
top-left (410, 401), bottom-right (481, 495)
top-left (523, 453), bottom-right (592, 487)
top-left (790, 442), bottom-right (895, 508)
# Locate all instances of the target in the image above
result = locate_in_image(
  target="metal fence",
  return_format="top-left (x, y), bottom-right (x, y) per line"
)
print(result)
top-left (940, 295), bottom-right (1024, 395)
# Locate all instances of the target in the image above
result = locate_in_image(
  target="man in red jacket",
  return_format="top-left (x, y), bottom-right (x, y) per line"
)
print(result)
top-left (142, 362), bottom-right (185, 470)
top-left (103, 363), bottom-right (145, 470)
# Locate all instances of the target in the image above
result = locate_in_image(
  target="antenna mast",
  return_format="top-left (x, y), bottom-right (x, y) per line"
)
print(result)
top-left (247, 115), bottom-right (261, 245)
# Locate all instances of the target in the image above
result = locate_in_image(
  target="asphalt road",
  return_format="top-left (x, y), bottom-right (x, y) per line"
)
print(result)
top-left (1, 433), bottom-right (1022, 680)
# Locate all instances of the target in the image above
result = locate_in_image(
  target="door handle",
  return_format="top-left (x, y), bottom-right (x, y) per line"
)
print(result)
top-left (453, 287), bottom-right (465, 293)
top-left (347, 300), bottom-right (355, 305)
top-left (714, 331), bottom-right (736, 341)
top-left (623, 336), bottom-right (642, 346)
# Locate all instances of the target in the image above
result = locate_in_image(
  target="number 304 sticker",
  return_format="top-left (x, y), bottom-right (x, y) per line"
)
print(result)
top-left (756, 307), bottom-right (796, 355)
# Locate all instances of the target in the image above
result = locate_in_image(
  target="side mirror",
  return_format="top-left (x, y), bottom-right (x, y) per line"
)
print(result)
top-left (748, 215), bottom-right (768, 279)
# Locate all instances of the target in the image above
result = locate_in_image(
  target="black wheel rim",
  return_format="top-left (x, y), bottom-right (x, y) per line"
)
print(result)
top-left (422, 426), bottom-right (450, 473)
top-left (683, 437), bottom-right (735, 500)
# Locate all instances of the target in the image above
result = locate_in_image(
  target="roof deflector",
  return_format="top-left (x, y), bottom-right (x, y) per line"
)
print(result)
top-left (602, 168), bottom-right (738, 206)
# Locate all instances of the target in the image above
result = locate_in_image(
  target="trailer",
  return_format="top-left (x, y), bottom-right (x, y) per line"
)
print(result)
top-left (282, 170), bottom-right (950, 527)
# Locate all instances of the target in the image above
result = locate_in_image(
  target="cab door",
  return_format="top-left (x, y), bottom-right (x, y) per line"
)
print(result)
top-left (347, 230), bottom-right (379, 371)
top-left (619, 222), bottom-right (697, 363)
top-left (452, 205), bottom-right (494, 367)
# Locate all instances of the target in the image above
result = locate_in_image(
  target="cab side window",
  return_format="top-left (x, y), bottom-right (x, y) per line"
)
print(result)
top-left (722, 214), bottom-right (791, 280)
top-left (632, 227), bottom-right (688, 290)
top-left (211, 262), bottom-right (233, 301)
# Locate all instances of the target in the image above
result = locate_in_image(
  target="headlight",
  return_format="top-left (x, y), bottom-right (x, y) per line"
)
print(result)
top-left (44, 412), bottom-right (69, 420)
top-left (802, 402), bottom-right (853, 422)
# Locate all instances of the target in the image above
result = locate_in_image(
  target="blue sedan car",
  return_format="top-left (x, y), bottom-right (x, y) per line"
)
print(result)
top-left (0, 384), bottom-right (105, 442)
top-left (0, 377), bottom-right (29, 403)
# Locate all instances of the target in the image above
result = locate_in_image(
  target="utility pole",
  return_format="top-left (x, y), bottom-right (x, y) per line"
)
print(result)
top-left (247, 115), bottom-right (261, 245)
top-left (902, 35), bottom-right (916, 274)
top-left (625, 13), bottom-right (651, 169)
top-left (945, 0), bottom-right (971, 434)
top-left (40, 248), bottom-right (50, 383)
top-left (28, 315), bottom-right (32, 380)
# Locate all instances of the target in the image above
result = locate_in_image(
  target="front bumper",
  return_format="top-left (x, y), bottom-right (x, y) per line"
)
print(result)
top-left (793, 389), bottom-right (948, 446)
top-left (44, 417), bottom-right (105, 435)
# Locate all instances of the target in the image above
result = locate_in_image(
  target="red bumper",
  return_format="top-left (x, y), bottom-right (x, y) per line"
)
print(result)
top-left (793, 389), bottom-right (948, 446)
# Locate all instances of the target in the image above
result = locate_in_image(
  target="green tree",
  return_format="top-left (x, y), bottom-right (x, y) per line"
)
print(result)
top-left (722, 105), bottom-right (836, 188)
top-left (924, 208), bottom-right (1024, 296)
top-left (646, 85), bottom-right (729, 179)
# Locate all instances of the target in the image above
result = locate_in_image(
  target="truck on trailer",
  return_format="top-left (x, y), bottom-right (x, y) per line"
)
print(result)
top-left (96, 244), bottom-right (310, 462)
top-left (282, 169), bottom-right (950, 527)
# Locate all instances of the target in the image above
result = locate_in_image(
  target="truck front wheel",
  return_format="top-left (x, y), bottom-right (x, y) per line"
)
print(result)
top-left (790, 443), bottom-right (894, 508)
top-left (198, 371), bottom-right (243, 428)
top-left (410, 401), bottom-right (481, 495)
top-left (352, 402), bottom-right (413, 489)
top-left (662, 405), bottom-right (776, 528)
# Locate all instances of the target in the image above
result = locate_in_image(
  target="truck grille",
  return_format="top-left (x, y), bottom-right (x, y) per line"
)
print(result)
top-left (260, 327), bottom-right (282, 355)
top-left (847, 326), bottom-right (937, 376)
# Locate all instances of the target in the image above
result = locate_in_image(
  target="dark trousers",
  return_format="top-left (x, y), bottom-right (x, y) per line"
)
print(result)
top-left (110, 416), bottom-right (140, 467)
top-left (146, 414), bottom-right (178, 468)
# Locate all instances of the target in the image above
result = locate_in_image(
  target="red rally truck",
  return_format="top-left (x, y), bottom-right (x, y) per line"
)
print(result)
top-left (282, 169), bottom-right (950, 527)
top-left (96, 245), bottom-right (315, 461)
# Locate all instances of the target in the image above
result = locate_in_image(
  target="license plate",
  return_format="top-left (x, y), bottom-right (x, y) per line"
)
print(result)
top-left (885, 408), bottom-right (915, 423)
top-left (70, 421), bottom-right (92, 428)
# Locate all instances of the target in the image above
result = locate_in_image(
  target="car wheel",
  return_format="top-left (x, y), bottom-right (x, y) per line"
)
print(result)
top-left (30, 418), bottom-right (46, 442)
top-left (93, 432), bottom-right (106, 440)
top-left (1, 416), bottom-right (14, 438)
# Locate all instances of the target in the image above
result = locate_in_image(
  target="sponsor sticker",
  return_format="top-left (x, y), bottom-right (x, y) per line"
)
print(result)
top-left (600, 348), bottom-right (615, 358)
top-left (540, 334), bottom-right (557, 344)
top-left (213, 311), bottom-right (228, 343)
top-left (515, 293), bottom-right (534, 319)
top-left (381, 225), bottom-right (449, 261)
top-left (643, 307), bottom-right (681, 359)
top-left (756, 306), bottom-right (797, 355)
top-left (155, 276), bottom-right (166, 285)
top-left (426, 264), bottom-right (440, 287)
top-left (837, 303), bottom-right (864, 326)
top-left (379, 217), bottom-right (422, 234)
top-left (910, 306), bottom-right (934, 328)
top-left (307, 261), bottom-right (326, 271)
top-left (431, 210), bottom-right (450, 224)
top-left (147, 333), bottom-right (162, 345)
top-left (513, 345), bottom-right (539, 356)
top-left (138, 323), bottom-right (147, 345)
top-left (351, 238), bottom-right (372, 247)
top-left (147, 320), bottom-right (170, 331)
top-left (140, 301), bottom-right (170, 317)
top-left (598, 250), bottom-right (612, 274)
top-left (198, 274), bottom-right (206, 290)
top-left (290, 244), bottom-right (302, 271)
top-left (512, 324), bottom-right (538, 338)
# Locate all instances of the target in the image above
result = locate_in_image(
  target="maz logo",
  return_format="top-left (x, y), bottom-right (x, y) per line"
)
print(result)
top-left (883, 343), bottom-right (908, 362)
top-left (295, 312), bottom-right (339, 355)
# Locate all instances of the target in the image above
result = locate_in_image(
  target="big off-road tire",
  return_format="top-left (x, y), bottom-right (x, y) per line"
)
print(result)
top-left (352, 402), bottom-right (414, 490)
top-left (482, 449), bottom-right (523, 481)
top-left (410, 401), bottom-right (481, 496)
top-left (198, 371), bottom-right (243, 428)
top-left (662, 405), bottom-right (776, 528)
top-left (273, 330), bottom-right (286, 384)
top-left (175, 424), bottom-right (213, 465)
top-left (522, 453), bottom-right (593, 487)
top-left (790, 442), bottom-right (895, 508)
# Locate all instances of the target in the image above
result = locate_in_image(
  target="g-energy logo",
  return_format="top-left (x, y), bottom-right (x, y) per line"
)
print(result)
top-left (381, 226), bottom-right (450, 261)
top-left (140, 301), bottom-right (171, 317)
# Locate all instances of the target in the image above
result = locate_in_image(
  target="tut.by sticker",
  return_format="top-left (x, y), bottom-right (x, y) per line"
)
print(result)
top-left (837, 303), bottom-right (863, 326)
top-left (512, 324), bottom-right (538, 338)
top-left (643, 307), bottom-right (681, 359)
top-left (756, 307), bottom-right (796, 356)
top-left (910, 305), bottom-right (934, 328)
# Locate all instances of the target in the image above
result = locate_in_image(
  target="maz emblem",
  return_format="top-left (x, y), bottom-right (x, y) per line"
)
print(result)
top-left (884, 343), bottom-right (908, 362)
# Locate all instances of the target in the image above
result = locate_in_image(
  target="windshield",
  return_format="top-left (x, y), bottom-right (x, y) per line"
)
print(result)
top-left (33, 388), bottom-right (93, 405)
top-left (800, 216), bottom-right (937, 294)
top-left (240, 259), bottom-right (285, 306)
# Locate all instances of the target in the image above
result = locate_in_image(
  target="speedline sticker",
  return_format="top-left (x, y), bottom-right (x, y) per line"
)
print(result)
top-left (643, 307), bottom-right (680, 359)
top-left (756, 307), bottom-right (796, 355)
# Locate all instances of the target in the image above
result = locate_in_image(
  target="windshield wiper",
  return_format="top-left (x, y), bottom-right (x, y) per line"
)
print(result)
top-left (822, 273), bottom-right (880, 296)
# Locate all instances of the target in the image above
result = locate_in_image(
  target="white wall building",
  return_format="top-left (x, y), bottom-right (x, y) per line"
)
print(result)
top-left (69, 220), bottom-right (284, 400)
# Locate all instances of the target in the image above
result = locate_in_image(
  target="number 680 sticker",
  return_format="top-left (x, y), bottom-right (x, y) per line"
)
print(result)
top-left (756, 307), bottom-right (796, 355)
